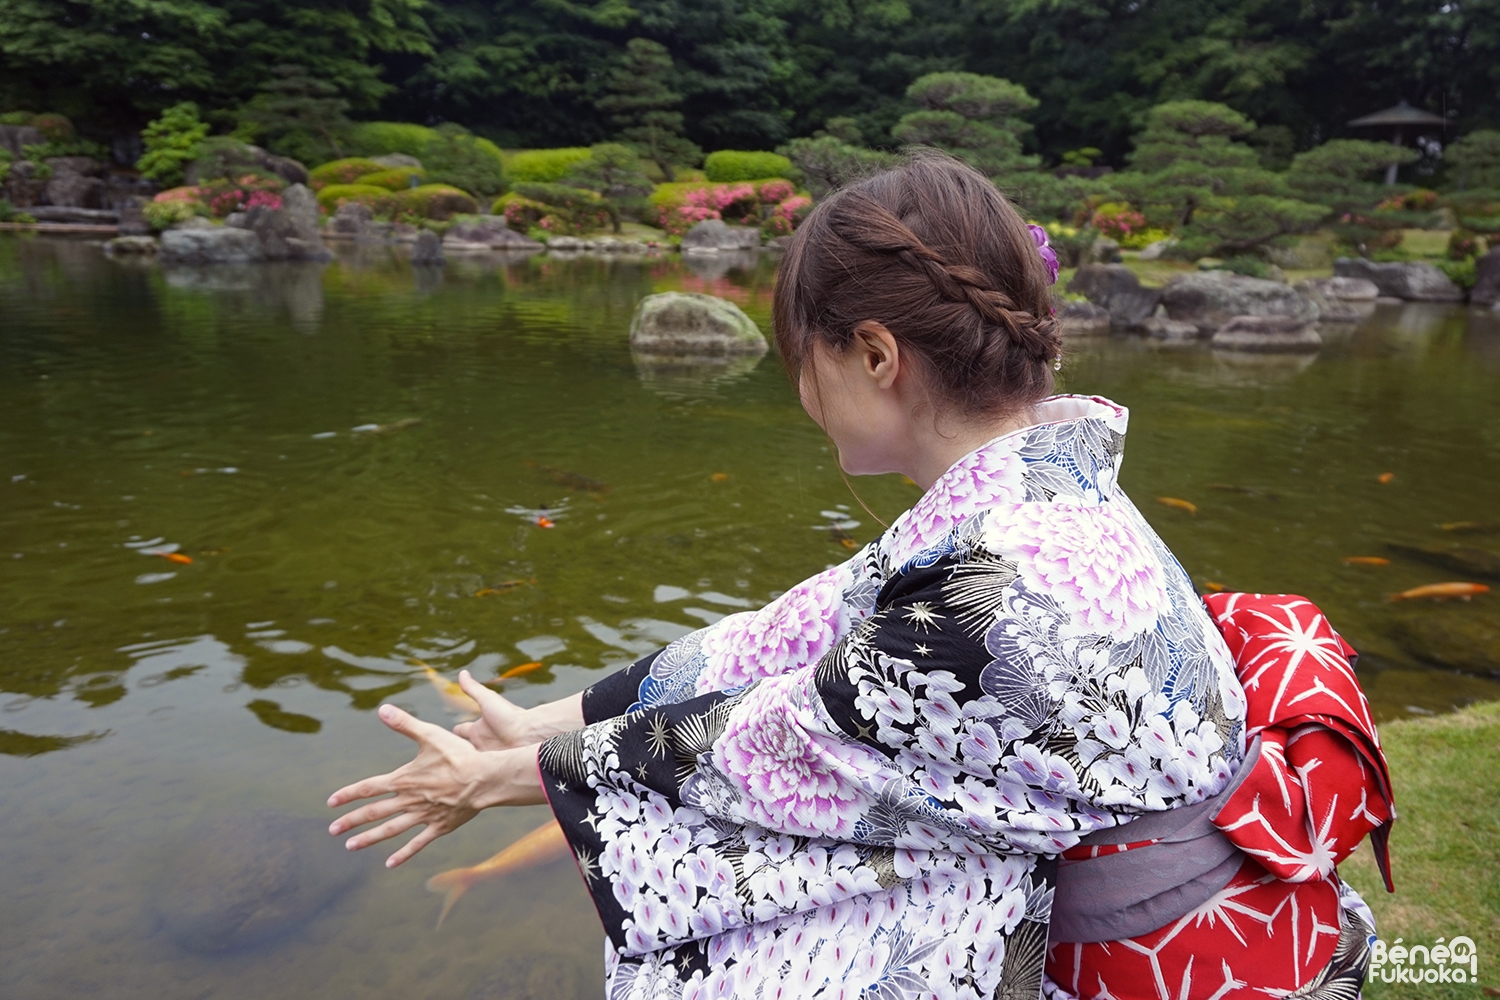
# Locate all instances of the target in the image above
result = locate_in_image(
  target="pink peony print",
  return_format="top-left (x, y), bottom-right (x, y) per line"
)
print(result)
top-left (997, 503), bottom-right (1166, 636)
top-left (712, 676), bottom-right (880, 838)
top-left (891, 445), bottom-right (1026, 560)
top-left (696, 569), bottom-right (849, 692)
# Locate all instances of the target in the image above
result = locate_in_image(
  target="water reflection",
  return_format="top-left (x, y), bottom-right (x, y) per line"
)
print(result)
top-left (1, 234), bottom-right (1498, 999)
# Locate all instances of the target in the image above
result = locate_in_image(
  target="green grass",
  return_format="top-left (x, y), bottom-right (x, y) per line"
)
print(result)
top-left (1340, 700), bottom-right (1500, 999)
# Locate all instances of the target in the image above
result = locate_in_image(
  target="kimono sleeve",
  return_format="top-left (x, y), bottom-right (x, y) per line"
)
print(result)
top-left (579, 557), bottom-right (867, 724)
top-left (537, 550), bottom-right (1081, 956)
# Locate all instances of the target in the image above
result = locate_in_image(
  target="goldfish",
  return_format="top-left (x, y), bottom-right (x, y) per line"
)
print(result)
top-left (1202, 581), bottom-right (1226, 593)
top-left (156, 552), bottom-right (193, 565)
top-left (1389, 582), bottom-right (1490, 602)
top-left (829, 526), bottom-right (860, 550)
top-left (1377, 472), bottom-right (1395, 484)
top-left (1157, 497), bottom-right (1198, 515)
top-left (1342, 557), bottom-right (1390, 566)
top-left (415, 662), bottom-right (479, 716)
top-left (710, 472), bottom-right (731, 483)
top-left (528, 462), bottom-right (609, 494)
top-left (425, 820), bottom-right (570, 928)
top-left (474, 578), bottom-right (535, 597)
top-left (498, 661), bottom-right (543, 680)
top-left (535, 516), bottom-right (554, 529)
top-left (1440, 521), bottom-right (1498, 534)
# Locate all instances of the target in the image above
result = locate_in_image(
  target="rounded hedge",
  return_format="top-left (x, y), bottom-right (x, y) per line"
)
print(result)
top-left (308, 158), bottom-right (387, 191)
top-left (349, 122), bottom-right (439, 160)
top-left (703, 151), bottom-right (794, 183)
top-left (316, 183), bottom-right (400, 215)
top-left (394, 184), bottom-right (478, 220)
top-left (507, 148), bottom-right (593, 184)
top-left (359, 167), bottom-right (426, 191)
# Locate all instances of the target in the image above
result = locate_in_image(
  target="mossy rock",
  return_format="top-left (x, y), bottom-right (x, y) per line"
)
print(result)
top-left (307, 157), bottom-right (387, 191)
top-left (629, 292), bottom-right (768, 358)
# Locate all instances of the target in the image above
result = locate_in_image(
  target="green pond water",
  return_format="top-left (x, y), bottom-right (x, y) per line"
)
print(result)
top-left (2, 234), bottom-right (1499, 999)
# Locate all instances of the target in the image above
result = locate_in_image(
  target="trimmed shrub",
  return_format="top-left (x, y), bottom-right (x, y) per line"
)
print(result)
top-left (0, 111), bottom-right (35, 125)
top-left (393, 184), bottom-right (478, 220)
top-left (153, 185), bottom-right (210, 204)
top-left (348, 122), bottom-right (438, 159)
top-left (507, 148), bottom-right (592, 183)
top-left (30, 113), bottom-right (75, 142)
top-left (703, 150), bottom-right (794, 183)
top-left (317, 183), bottom-right (401, 215)
top-left (142, 201), bottom-right (202, 230)
top-left (359, 167), bottom-right (425, 191)
top-left (308, 158), bottom-right (387, 191)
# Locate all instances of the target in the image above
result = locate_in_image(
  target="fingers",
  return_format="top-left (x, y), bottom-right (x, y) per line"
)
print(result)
top-left (385, 822), bottom-right (446, 869)
top-left (458, 670), bottom-right (511, 712)
top-left (377, 703), bottom-right (444, 742)
top-left (327, 771), bottom-right (396, 808)
top-left (329, 793), bottom-right (408, 836)
top-left (344, 810), bottom-right (424, 852)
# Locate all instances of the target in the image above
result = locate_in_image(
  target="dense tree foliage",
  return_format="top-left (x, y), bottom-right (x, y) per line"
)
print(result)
top-left (1, 0), bottom-right (1496, 165)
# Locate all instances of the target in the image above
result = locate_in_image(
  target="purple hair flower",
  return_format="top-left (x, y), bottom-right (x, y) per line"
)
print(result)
top-left (1027, 224), bottom-right (1060, 286)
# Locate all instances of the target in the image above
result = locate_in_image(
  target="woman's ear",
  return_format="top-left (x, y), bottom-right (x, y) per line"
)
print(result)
top-left (852, 321), bottom-right (900, 389)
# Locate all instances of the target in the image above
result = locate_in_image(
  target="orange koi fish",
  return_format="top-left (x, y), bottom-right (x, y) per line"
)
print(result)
top-left (1377, 472), bottom-right (1395, 484)
top-left (155, 552), bottom-right (194, 565)
top-left (1389, 582), bottom-right (1490, 602)
top-left (1202, 581), bottom-right (1226, 593)
top-left (535, 516), bottom-right (555, 529)
top-left (415, 663), bottom-right (479, 716)
top-left (1342, 557), bottom-right (1390, 566)
top-left (474, 578), bottom-right (535, 597)
top-left (710, 472), bottom-right (731, 482)
top-left (497, 661), bottom-right (543, 680)
top-left (425, 820), bottom-right (570, 928)
top-left (1157, 497), bottom-right (1198, 515)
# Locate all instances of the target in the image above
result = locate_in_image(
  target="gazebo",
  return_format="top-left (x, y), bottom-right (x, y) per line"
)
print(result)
top-left (1347, 100), bottom-right (1448, 185)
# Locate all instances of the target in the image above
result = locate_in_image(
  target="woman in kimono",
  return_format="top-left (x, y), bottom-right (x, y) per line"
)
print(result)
top-left (329, 153), bottom-right (1392, 1000)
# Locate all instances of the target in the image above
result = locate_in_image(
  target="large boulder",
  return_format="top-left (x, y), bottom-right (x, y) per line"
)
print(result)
top-left (1161, 270), bottom-right (1319, 334)
top-left (412, 229), bottom-right (445, 265)
top-left (629, 292), bottom-right (768, 358)
top-left (1139, 316), bottom-right (1202, 341)
top-left (160, 226), bottom-right (266, 264)
top-left (1209, 315), bottom-right (1322, 353)
top-left (1057, 299), bottom-right (1112, 336)
top-left (1066, 264), bottom-right (1161, 329)
top-left (42, 156), bottom-right (106, 209)
top-left (154, 811), bottom-right (367, 953)
top-left (446, 215), bottom-right (544, 249)
top-left (1293, 279), bottom-right (1376, 323)
top-left (329, 201), bottom-right (373, 237)
top-left (25, 206), bottom-right (118, 224)
top-left (104, 235), bottom-right (159, 254)
top-left (1471, 248), bottom-right (1500, 308)
top-left (1333, 257), bottom-right (1464, 302)
top-left (0, 124), bottom-right (44, 157)
top-left (280, 184), bottom-right (321, 242)
top-left (680, 219), bottom-right (762, 252)
top-left (234, 204), bottom-right (331, 261)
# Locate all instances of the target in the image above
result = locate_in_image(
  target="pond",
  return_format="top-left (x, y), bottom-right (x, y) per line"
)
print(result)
top-left (2, 235), bottom-right (1498, 999)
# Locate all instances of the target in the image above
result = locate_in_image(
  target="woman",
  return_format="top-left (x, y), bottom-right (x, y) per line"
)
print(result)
top-left (329, 154), bottom-right (1392, 1000)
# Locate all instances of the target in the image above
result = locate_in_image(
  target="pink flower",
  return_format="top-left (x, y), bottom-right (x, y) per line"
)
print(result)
top-left (713, 675), bottom-right (879, 837)
top-left (758, 179), bottom-right (795, 202)
top-left (997, 503), bottom-right (1166, 636)
top-left (697, 570), bottom-right (848, 691)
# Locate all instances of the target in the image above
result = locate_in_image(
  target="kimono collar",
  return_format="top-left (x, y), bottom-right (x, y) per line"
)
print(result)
top-left (882, 394), bottom-right (1131, 566)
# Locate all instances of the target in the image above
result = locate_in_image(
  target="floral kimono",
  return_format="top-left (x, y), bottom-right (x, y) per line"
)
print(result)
top-left (537, 395), bottom-right (1389, 1000)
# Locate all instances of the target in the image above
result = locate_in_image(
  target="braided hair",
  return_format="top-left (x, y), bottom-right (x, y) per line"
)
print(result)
top-left (773, 150), bottom-right (1062, 417)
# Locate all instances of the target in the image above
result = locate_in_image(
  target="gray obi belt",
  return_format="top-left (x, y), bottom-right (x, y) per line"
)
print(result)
top-left (1049, 736), bottom-right (1263, 944)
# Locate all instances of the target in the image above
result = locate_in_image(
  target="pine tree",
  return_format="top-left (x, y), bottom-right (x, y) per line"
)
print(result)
top-left (597, 39), bottom-right (701, 182)
top-left (237, 65), bottom-right (351, 166)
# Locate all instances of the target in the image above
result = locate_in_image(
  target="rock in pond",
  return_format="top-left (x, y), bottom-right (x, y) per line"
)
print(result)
top-left (629, 292), bottom-right (767, 358)
top-left (281, 184), bottom-right (321, 242)
top-left (1471, 248), bottom-right (1500, 308)
top-left (154, 811), bottom-right (368, 953)
top-left (1138, 315), bottom-right (1202, 341)
top-left (1294, 279), bottom-right (1376, 323)
top-left (1333, 257), bottom-right (1464, 302)
top-left (446, 215), bottom-right (543, 250)
top-left (1058, 300), bottom-right (1112, 336)
top-left (160, 226), bottom-right (265, 264)
top-left (1210, 314), bottom-right (1322, 353)
top-left (1386, 542), bottom-right (1500, 581)
top-left (330, 201), bottom-right (374, 238)
top-left (412, 229), bottom-right (445, 265)
top-left (680, 219), bottom-right (763, 252)
top-left (104, 236), bottom-right (158, 254)
top-left (231, 203), bottom-right (332, 261)
top-left (1066, 264), bottom-right (1161, 329)
top-left (1386, 609), bottom-right (1500, 678)
top-left (1161, 270), bottom-right (1319, 335)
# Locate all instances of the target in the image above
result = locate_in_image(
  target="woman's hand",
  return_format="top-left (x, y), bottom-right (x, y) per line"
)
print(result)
top-left (452, 670), bottom-right (535, 751)
top-left (452, 676), bottom-right (586, 751)
top-left (328, 703), bottom-right (544, 868)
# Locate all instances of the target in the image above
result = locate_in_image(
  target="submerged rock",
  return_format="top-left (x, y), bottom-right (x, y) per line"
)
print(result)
top-left (1293, 279), bottom-right (1375, 323)
top-left (1386, 609), bottom-right (1500, 678)
top-left (1161, 270), bottom-right (1319, 334)
top-left (1333, 257), bottom-right (1464, 302)
top-left (1210, 314), bottom-right (1322, 353)
top-left (1387, 542), bottom-right (1500, 581)
top-left (630, 292), bottom-right (767, 358)
top-left (412, 229), bottom-right (445, 265)
top-left (1138, 315), bottom-right (1201, 341)
top-left (154, 811), bottom-right (368, 953)
top-left (104, 236), bottom-right (158, 254)
top-left (1066, 264), bottom-right (1160, 329)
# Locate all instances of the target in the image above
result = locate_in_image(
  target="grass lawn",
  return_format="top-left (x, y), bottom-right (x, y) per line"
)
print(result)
top-left (1340, 699), bottom-right (1500, 999)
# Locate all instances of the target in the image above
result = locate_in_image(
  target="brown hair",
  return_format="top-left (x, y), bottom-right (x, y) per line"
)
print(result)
top-left (772, 150), bottom-right (1061, 417)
